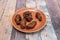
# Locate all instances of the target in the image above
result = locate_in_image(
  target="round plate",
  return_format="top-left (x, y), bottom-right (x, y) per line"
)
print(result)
top-left (11, 8), bottom-right (46, 33)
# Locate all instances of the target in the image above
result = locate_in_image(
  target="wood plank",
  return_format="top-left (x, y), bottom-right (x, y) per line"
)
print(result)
top-left (0, 0), bottom-right (7, 21)
top-left (10, 0), bottom-right (26, 40)
top-left (0, 0), bottom-right (16, 40)
top-left (46, 0), bottom-right (60, 40)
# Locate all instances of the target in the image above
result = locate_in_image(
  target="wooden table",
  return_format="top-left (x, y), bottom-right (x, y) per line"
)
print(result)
top-left (0, 0), bottom-right (58, 40)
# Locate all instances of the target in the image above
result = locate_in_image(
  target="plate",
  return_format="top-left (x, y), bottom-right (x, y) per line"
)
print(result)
top-left (11, 8), bottom-right (46, 33)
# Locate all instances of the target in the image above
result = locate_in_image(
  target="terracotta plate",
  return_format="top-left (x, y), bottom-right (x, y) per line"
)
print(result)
top-left (11, 8), bottom-right (46, 33)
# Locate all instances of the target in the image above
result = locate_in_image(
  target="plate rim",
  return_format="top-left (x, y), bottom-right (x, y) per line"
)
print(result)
top-left (11, 8), bottom-right (47, 33)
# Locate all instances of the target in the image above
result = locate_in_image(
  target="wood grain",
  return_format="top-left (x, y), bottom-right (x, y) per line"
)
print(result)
top-left (46, 0), bottom-right (60, 40)
top-left (0, 0), bottom-right (16, 40)
top-left (0, 0), bottom-right (8, 21)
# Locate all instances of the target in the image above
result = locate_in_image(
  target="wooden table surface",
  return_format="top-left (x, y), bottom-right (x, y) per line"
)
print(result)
top-left (0, 0), bottom-right (60, 40)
